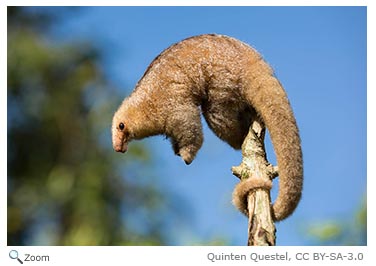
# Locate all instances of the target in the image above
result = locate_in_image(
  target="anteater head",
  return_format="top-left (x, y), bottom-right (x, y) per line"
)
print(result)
top-left (111, 111), bottom-right (131, 154)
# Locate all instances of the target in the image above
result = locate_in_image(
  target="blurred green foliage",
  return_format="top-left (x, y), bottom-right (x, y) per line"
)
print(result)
top-left (306, 197), bottom-right (366, 245)
top-left (7, 7), bottom-right (182, 245)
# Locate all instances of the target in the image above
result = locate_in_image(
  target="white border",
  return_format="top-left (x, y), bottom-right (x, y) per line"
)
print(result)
top-left (1, 3), bottom-right (7, 248)
top-left (2, 0), bottom-right (371, 7)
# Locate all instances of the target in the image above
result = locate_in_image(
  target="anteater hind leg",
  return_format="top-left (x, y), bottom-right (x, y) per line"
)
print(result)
top-left (202, 100), bottom-right (259, 149)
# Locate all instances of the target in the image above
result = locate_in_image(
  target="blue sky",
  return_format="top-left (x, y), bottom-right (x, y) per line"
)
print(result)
top-left (54, 6), bottom-right (366, 245)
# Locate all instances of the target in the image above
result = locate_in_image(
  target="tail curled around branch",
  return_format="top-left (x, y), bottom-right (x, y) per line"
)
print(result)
top-left (245, 60), bottom-right (303, 221)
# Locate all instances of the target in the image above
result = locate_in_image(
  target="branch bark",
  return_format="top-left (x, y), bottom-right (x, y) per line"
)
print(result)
top-left (232, 120), bottom-right (277, 246)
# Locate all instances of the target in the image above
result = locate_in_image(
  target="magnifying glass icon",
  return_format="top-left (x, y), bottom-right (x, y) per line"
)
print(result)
top-left (9, 250), bottom-right (23, 264)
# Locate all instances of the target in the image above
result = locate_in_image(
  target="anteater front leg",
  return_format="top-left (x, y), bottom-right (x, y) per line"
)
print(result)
top-left (167, 104), bottom-right (203, 164)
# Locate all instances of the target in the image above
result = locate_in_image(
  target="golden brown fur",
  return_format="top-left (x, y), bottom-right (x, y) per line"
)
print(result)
top-left (112, 34), bottom-right (303, 221)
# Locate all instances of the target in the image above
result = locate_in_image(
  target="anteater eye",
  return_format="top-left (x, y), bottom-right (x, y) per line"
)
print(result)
top-left (119, 123), bottom-right (125, 130)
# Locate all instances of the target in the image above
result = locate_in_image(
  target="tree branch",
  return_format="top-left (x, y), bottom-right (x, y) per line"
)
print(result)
top-left (232, 120), bottom-right (277, 246)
